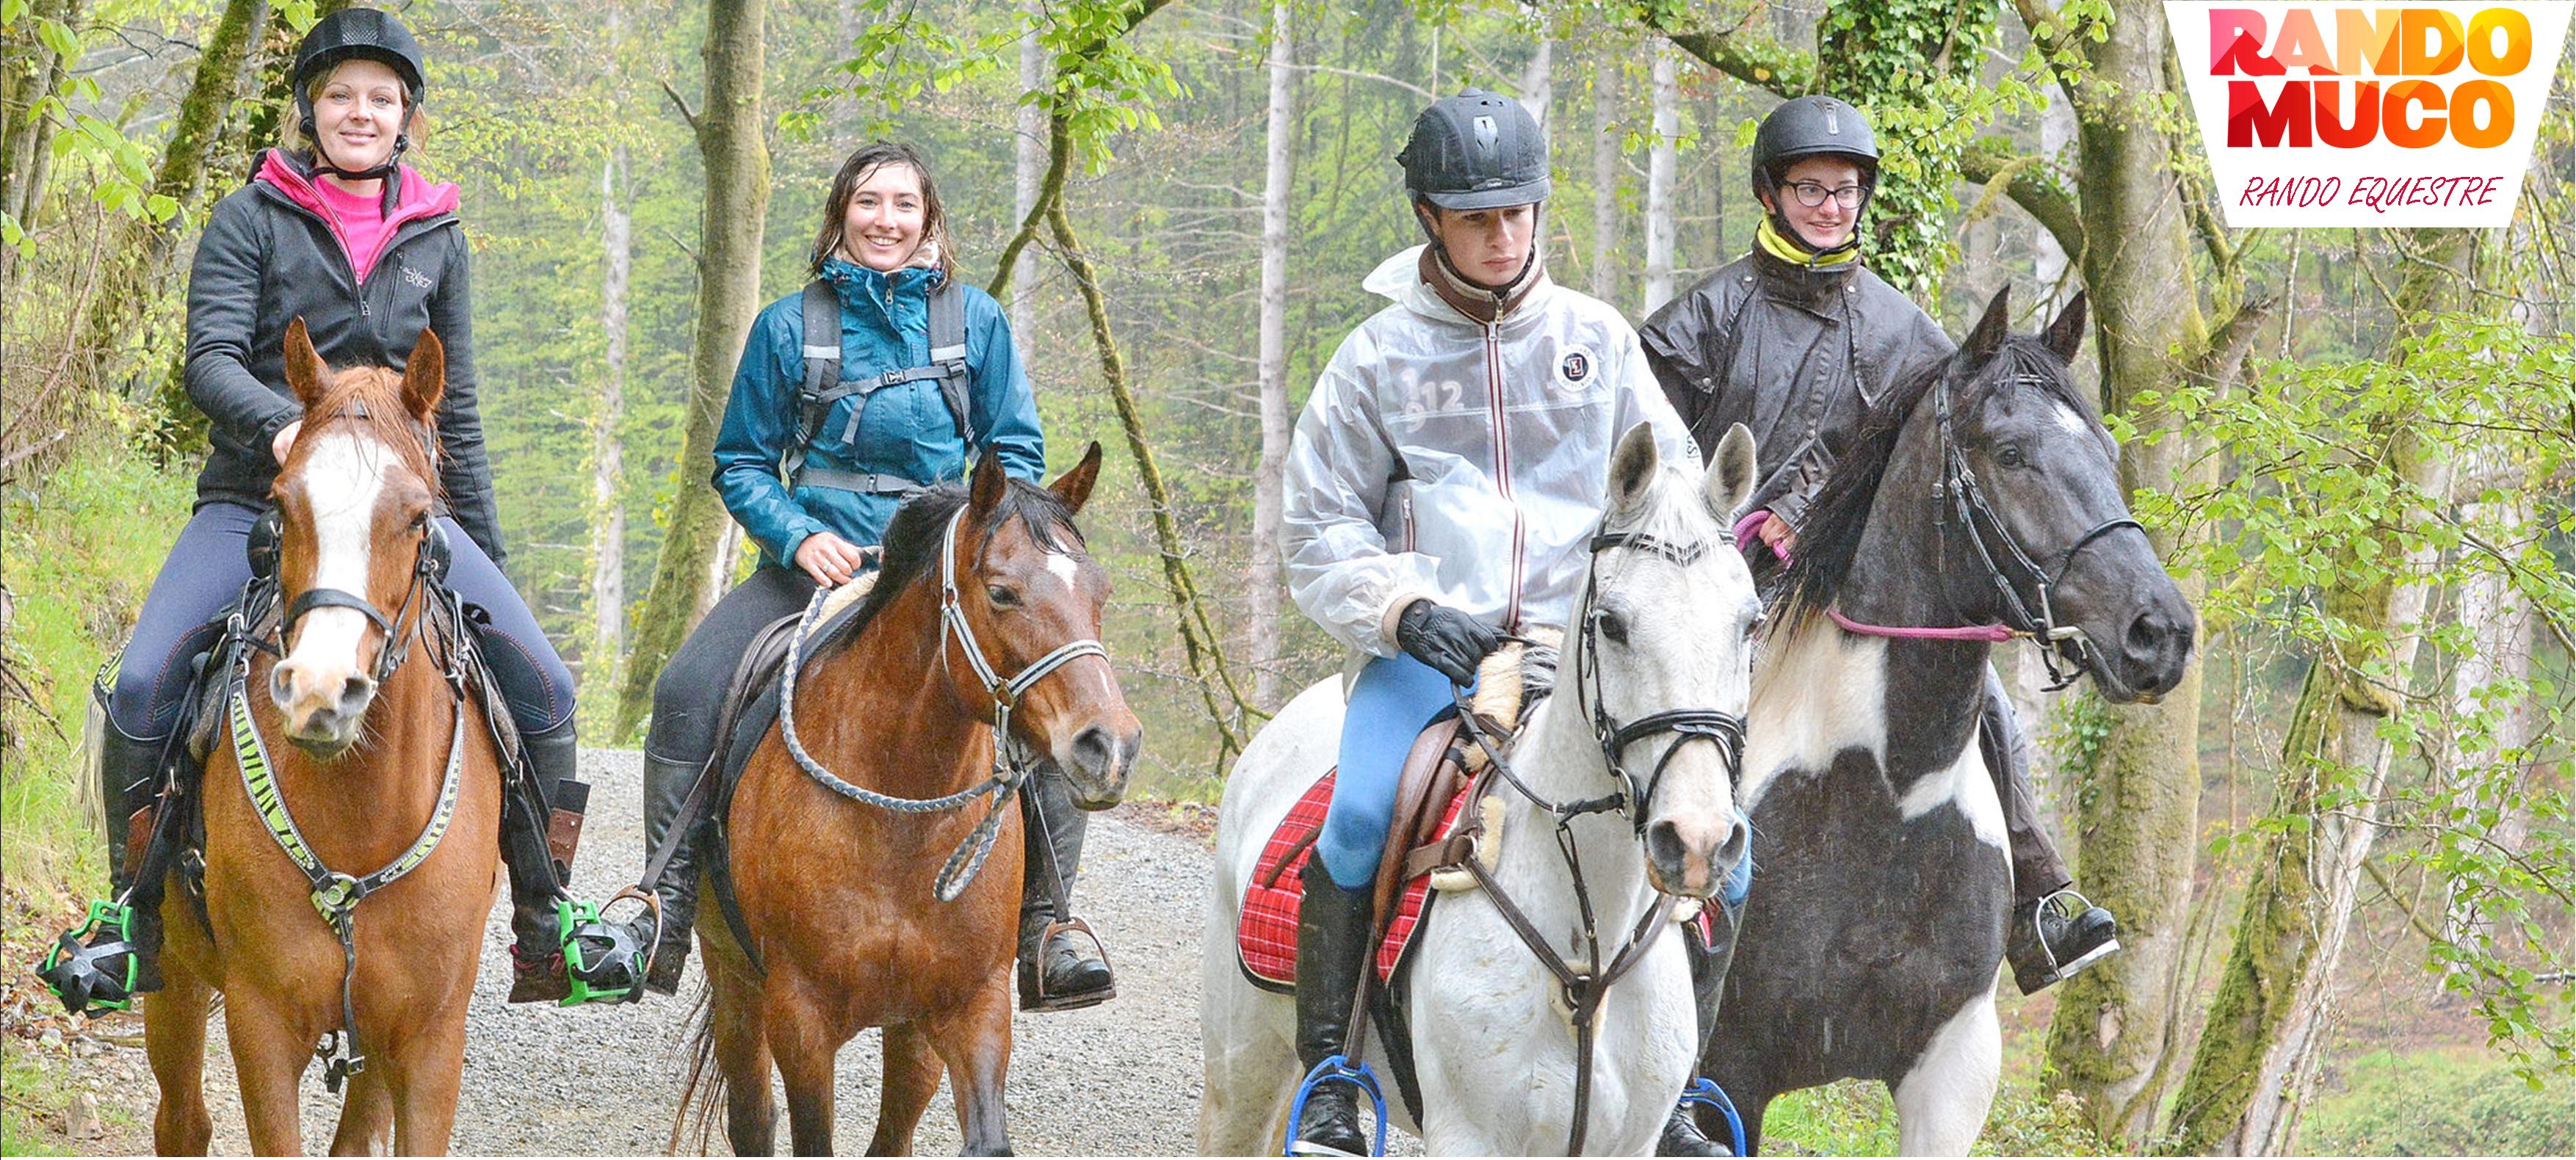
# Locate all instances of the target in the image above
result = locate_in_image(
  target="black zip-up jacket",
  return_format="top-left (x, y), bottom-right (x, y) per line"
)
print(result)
top-left (183, 149), bottom-right (504, 563)
top-left (1635, 247), bottom-right (1954, 532)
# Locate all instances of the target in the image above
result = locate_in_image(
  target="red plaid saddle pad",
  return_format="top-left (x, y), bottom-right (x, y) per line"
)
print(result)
top-left (1237, 769), bottom-right (1476, 990)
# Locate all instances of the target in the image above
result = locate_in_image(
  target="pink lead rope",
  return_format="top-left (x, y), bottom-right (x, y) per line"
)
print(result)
top-left (1740, 507), bottom-right (2023, 642)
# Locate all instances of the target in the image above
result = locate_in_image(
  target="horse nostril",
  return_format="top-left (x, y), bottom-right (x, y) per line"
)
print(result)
top-left (1646, 820), bottom-right (1689, 871)
top-left (1713, 819), bottom-right (1748, 877)
top-left (1070, 725), bottom-right (1117, 775)
top-left (337, 674), bottom-right (377, 714)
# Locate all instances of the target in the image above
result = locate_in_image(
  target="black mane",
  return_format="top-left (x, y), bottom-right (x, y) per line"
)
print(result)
top-left (1771, 333), bottom-right (2099, 628)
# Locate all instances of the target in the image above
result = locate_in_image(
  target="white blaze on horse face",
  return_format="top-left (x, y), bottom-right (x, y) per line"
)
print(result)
top-left (1042, 550), bottom-right (1081, 593)
top-left (288, 430), bottom-right (391, 677)
top-left (2053, 400), bottom-right (2087, 438)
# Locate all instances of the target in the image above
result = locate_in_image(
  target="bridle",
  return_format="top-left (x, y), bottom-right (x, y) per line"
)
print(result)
top-left (778, 503), bottom-right (1108, 902)
top-left (1444, 510), bottom-right (1752, 1156)
top-left (261, 399), bottom-right (452, 688)
top-left (1826, 365), bottom-right (2146, 691)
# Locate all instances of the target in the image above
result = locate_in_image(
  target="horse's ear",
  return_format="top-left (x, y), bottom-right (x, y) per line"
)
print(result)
top-left (2043, 291), bottom-right (2088, 363)
top-left (401, 328), bottom-right (446, 424)
top-left (1605, 421), bottom-right (1660, 520)
top-left (1705, 423), bottom-right (1757, 520)
top-left (1963, 284), bottom-right (2012, 364)
top-left (283, 317), bottom-right (328, 410)
top-left (1049, 441), bottom-right (1104, 515)
top-left (969, 448), bottom-right (1007, 518)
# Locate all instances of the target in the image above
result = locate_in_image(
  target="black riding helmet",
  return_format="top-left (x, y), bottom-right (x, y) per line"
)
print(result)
top-left (1749, 95), bottom-right (1878, 255)
top-left (292, 7), bottom-right (427, 184)
top-left (1398, 88), bottom-right (1552, 210)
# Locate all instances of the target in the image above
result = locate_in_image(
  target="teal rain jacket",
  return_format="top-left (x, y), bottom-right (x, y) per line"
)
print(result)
top-left (713, 256), bottom-right (1047, 568)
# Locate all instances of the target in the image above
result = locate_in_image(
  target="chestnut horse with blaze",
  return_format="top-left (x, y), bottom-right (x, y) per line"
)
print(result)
top-left (146, 322), bottom-right (503, 1155)
top-left (682, 446), bottom-right (1142, 1156)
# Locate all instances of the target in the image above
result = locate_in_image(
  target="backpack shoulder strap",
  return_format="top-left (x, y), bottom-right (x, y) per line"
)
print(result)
top-left (784, 278), bottom-right (842, 486)
top-left (926, 280), bottom-right (974, 443)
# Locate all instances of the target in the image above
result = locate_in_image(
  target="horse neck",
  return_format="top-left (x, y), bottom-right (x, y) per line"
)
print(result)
top-left (797, 570), bottom-right (992, 797)
top-left (1794, 457), bottom-right (1993, 789)
top-left (1488, 674), bottom-right (1659, 955)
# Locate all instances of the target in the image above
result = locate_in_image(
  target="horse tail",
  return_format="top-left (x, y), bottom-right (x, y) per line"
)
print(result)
top-left (667, 982), bottom-right (724, 1156)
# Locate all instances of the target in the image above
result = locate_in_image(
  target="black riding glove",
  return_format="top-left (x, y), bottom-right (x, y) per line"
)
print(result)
top-left (1394, 599), bottom-right (1501, 687)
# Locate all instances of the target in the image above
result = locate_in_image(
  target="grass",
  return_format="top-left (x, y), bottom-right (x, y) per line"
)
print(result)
top-left (2300, 1045), bottom-right (2575, 1156)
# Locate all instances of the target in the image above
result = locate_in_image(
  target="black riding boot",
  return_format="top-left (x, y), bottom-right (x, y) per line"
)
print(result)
top-left (1290, 874), bottom-right (1377, 1156)
top-left (503, 718), bottom-right (582, 1004)
top-left (1017, 770), bottom-right (1114, 1011)
top-left (634, 750), bottom-right (707, 995)
top-left (1662, 901), bottom-right (1743, 1156)
top-left (96, 716), bottom-right (168, 993)
top-left (1980, 673), bottom-right (2120, 994)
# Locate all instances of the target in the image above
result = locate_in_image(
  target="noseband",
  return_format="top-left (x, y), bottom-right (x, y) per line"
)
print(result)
top-left (778, 503), bottom-right (1107, 902)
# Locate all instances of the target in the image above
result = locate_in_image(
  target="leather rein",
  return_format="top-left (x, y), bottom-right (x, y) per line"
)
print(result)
top-left (777, 504), bottom-right (1108, 902)
top-left (1444, 518), bottom-right (1749, 1156)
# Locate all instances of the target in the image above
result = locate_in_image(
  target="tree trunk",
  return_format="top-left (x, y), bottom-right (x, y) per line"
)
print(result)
top-left (1, 0), bottom-right (82, 292)
top-left (1011, 0), bottom-right (1044, 341)
top-left (1249, 0), bottom-right (1295, 710)
top-left (1516, 35), bottom-right (1552, 126)
top-left (2037, 0), bottom-right (2219, 1141)
top-left (2163, 229), bottom-right (2473, 1156)
top-left (1640, 41), bottom-right (1676, 315)
top-left (1588, 48), bottom-right (1618, 302)
top-left (612, 0), bottom-right (770, 742)
top-left (74, 0), bottom-right (267, 392)
top-left (590, 143), bottom-right (632, 673)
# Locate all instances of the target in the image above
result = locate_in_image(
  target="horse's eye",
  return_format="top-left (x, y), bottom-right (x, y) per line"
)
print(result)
top-left (1996, 443), bottom-right (2027, 468)
top-left (986, 584), bottom-right (1021, 609)
top-left (1594, 609), bottom-right (1629, 645)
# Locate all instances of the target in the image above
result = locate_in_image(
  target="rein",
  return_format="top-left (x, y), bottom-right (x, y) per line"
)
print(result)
top-left (223, 528), bottom-right (468, 1094)
top-left (776, 504), bottom-right (1107, 902)
top-left (1440, 518), bottom-right (1749, 1156)
top-left (1815, 371), bottom-right (2144, 688)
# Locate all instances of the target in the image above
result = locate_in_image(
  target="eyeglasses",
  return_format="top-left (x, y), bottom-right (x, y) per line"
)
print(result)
top-left (1787, 181), bottom-right (1866, 209)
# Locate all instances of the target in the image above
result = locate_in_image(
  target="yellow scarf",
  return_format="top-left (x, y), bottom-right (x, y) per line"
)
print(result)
top-left (1757, 217), bottom-right (1861, 269)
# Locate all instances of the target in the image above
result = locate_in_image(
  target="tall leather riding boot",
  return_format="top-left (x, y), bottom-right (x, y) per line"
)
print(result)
top-left (502, 719), bottom-right (580, 1004)
top-left (97, 717), bottom-right (169, 993)
top-left (1980, 671), bottom-right (2119, 993)
top-left (1662, 902), bottom-right (1744, 1156)
top-left (637, 750), bottom-right (707, 995)
top-left (1017, 770), bottom-right (1114, 1010)
top-left (1290, 875), bottom-right (1377, 1156)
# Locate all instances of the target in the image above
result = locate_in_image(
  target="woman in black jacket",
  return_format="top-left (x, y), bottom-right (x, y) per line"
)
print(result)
top-left (90, 7), bottom-right (586, 1006)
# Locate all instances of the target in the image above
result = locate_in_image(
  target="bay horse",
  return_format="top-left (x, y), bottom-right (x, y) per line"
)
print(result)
top-left (681, 446), bottom-right (1140, 1156)
top-left (1201, 422), bottom-right (1765, 1155)
top-left (1700, 288), bottom-right (2194, 1153)
top-left (145, 320), bottom-right (504, 1155)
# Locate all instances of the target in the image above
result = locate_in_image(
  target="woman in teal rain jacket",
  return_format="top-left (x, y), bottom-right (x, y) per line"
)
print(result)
top-left (618, 143), bottom-right (1110, 1010)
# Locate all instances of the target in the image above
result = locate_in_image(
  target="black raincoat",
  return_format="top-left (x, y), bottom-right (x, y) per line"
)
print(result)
top-left (1635, 247), bottom-right (1954, 532)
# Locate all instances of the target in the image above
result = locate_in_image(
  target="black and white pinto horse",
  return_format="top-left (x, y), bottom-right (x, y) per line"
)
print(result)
top-left (1701, 289), bottom-right (2195, 1153)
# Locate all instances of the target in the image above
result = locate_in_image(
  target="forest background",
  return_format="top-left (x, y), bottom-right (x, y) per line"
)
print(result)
top-left (0, 0), bottom-right (2569, 1153)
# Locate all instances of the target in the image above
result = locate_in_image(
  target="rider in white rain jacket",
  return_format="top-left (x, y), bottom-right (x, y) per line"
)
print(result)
top-left (1278, 90), bottom-right (1728, 1158)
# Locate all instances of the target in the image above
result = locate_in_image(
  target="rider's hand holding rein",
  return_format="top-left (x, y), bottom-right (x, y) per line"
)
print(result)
top-left (272, 420), bottom-right (303, 464)
top-left (1394, 598), bottom-right (1499, 687)
top-left (794, 529), bottom-right (871, 587)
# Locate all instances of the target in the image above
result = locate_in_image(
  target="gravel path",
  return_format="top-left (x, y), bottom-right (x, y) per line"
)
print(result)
top-left (70, 747), bottom-right (1242, 1156)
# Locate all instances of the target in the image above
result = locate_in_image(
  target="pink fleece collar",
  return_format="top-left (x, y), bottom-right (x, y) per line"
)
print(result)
top-left (256, 149), bottom-right (460, 282)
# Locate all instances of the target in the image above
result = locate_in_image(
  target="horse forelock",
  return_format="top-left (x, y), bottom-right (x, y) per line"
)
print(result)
top-left (837, 474), bottom-right (1088, 656)
top-left (290, 366), bottom-right (442, 501)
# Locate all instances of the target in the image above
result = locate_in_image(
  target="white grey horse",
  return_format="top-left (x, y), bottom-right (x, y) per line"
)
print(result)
top-left (1201, 422), bottom-right (1764, 1156)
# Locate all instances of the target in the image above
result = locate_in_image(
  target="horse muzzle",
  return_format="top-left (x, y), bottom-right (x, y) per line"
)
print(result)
top-left (269, 660), bottom-right (377, 752)
top-left (1053, 722), bottom-right (1142, 811)
top-left (1644, 811), bottom-right (1748, 900)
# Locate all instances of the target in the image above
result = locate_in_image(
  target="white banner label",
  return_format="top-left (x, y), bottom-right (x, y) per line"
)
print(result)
top-left (2166, 1), bottom-right (2572, 227)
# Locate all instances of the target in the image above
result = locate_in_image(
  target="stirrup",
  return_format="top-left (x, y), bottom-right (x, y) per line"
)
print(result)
top-left (556, 889), bottom-right (656, 1007)
top-left (1017, 916), bottom-right (1115, 1012)
top-left (1284, 1054), bottom-right (1388, 1157)
top-left (35, 900), bottom-right (140, 1016)
top-left (1679, 1078), bottom-right (1749, 1158)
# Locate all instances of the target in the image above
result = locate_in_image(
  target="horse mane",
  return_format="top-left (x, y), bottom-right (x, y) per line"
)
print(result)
top-left (827, 470), bottom-right (1082, 654)
top-left (1772, 334), bottom-right (2097, 629)
top-left (295, 367), bottom-right (444, 500)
